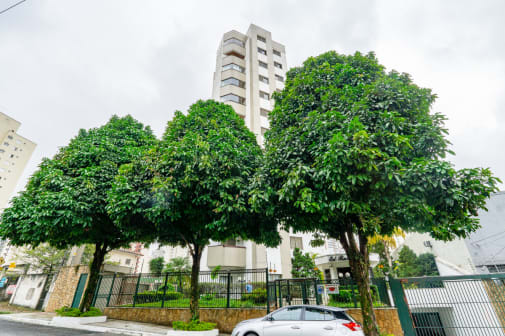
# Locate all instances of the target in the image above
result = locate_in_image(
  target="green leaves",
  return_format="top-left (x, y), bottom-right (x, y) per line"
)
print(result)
top-left (110, 100), bottom-right (281, 249)
top-left (0, 115), bottom-right (156, 250)
top-left (257, 50), bottom-right (499, 241)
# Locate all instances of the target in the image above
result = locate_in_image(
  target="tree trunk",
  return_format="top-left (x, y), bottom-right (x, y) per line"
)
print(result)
top-left (79, 242), bottom-right (108, 312)
top-left (339, 230), bottom-right (380, 336)
top-left (189, 245), bottom-right (202, 321)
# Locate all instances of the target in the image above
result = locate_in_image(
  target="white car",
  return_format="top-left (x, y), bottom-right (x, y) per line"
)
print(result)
top-left (231, 305), bottom-right (364, 336)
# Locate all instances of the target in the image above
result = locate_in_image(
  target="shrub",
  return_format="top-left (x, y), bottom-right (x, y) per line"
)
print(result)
top-left (135, 291), bottom-right (183, 303)
top-left (55, 306), bottom-right (102, 317)
top-left (200, 293), bottom-right (215, 301)
top-left (241, 288), bottom-right (267, 304)
top-left (173, 320), bottom-right (216, 331)
top-left (157, 283), bottom-right (175, 292)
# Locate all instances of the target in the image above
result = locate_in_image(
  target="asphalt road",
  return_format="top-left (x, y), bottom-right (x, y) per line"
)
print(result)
top-left (0, 319), bottom-right (116, 336)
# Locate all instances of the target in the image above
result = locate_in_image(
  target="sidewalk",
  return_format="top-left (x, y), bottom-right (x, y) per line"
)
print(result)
top-left (0, 312), bottom-right (229, 336)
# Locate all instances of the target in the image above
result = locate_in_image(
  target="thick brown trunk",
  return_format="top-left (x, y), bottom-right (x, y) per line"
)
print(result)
top-left (79, 242), bottom-right (107, 312)
top-left (340, 230), bottom-right (380, 336)
top-left (189, 245), bottom-right (202, 321)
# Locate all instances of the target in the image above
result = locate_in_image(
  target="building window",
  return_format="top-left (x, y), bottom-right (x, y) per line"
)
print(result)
top-left (3, 142), bottom-right (8, 146)
top-left (221, 77), bottom-right (245, 88)
top-left (223, 37), bottom-right (245, 48)
top-left (125, 258), bottom-right (131, 265)
top-left (257, 35), bottom-right (266, 43)
top-left (275, 74), bottom-right (284, 82)
top-left (290, 236), bottom-right (303, 249)
top-left (273, 49), bottom-right (281, 57)
top-left (7, 135), bottom-right (13, 140)
top-left (260, 108), bottom-right (270, 117)
top-left (258, 47), bottom-right (267, 55)
top-left (259, 91), bottom-right (270, 100)
top-left (0, 149), bottom-right (4, 153)
top-left (222, 63), bottom-right (245, 73)
top-left (274, 61), bottom-right (283, 69)
top-left (259, 61), bottom-right (268, 69)
top-left (486, 264), bottom-right (505, 273)
top-left (221, 94), bottom-right (245, 105)
top-left (259, 75), bottom-right (269, 84)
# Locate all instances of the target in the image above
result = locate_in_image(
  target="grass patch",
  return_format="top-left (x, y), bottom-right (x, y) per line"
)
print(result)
top-left (55, 306), bottom-right (103, 317)
top-left (173, 320), bottom-right (216, 331)
top-left (0, 311), bottom-right (11, 314)
top-left (123, 298), bottom-right (261, 308)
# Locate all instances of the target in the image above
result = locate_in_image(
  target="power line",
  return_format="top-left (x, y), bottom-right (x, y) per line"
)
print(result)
top-left (0, 0), bottom-right (28, 16)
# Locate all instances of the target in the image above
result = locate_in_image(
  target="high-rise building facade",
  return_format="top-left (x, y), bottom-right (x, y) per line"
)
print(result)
top-left (212, 24), bottom-right (287, 145)
top-left (210, 24), bottom-right (291, 279)
top-left (0, 111), bottom-right (36, 260)
top-left (0, 112), bottom-right (36, 210)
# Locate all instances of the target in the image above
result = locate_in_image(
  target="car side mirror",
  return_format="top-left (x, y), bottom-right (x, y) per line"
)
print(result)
top-left (266, 315), bottom-right (274, 321)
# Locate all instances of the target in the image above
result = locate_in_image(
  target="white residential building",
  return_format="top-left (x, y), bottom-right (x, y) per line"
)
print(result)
top-left (0, 112), bottom-right (36, 266)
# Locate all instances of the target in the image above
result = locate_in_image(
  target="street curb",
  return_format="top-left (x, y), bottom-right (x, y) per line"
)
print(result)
top-left (0, 314), bottom-right (166, 336)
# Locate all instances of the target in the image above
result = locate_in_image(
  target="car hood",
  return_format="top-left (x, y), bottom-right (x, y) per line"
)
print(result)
top-left (237, 317), bottom-right (263, 325)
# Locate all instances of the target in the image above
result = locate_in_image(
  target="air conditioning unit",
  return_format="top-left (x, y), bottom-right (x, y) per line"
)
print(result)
top-left (328, 256), bottom-right (336, 262)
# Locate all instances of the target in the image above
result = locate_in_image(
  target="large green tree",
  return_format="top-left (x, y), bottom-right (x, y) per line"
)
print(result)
top-left (109, 100), bottom-right (280, 321)
top-left (0, 116), bottom-right (155, 312)
top-left (291, 248), bottom-right (322, 279)
top-left (252, 51), bottom-right (499, 335)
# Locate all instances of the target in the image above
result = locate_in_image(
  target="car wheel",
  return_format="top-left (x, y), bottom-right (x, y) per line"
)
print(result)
top-left (244, 333), bottom-right (259, 336)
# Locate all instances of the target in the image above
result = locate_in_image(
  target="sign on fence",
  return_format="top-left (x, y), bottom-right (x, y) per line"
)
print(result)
top-left (0, 277), bottom-right (7, 288)
top-left (325, 284), bottom-right (339, 294)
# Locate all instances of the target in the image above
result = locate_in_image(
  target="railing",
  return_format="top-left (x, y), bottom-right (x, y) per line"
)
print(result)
top-left (92, 268), bottom-right (269, 311)
top-left (269, 277), bottom-right (391, 310)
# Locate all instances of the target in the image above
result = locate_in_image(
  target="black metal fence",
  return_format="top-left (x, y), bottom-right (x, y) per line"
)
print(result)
top-left (269, 277), bottom-right (391, 309)
top-left (92, 269), bottom-right (391, 313)
top-left (92, 269), bottom-right (269, 311)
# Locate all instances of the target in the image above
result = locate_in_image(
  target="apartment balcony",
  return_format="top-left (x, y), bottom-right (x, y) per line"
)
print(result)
top-left (221, 69), bottom-right (246, 82)
top-left (207, 245), bottom-right (246, 268)
top-left (223, 101), bottom-right (245, 118)
top-left (223, 43), bottom-right (245, 59)
top-left (222, 55), bottom-right (245, 68)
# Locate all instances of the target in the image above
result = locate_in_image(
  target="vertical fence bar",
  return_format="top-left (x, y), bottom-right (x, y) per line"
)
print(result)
top-left (106, 273), bottom-right (116, 307)
top-left (265, 268), bottom-right (270, 313)
top-left (314, 279), bottom-right (320, 305)
top-left (226, 272), bottom-right (231, 308)
top-left (287, 280), bottom-right (291, 305)
top-left (132, 273), bottom-right (142, 307)
top-left (278, 281), bottom-right (283, 308)
top-left (161, 272), bottom-right (169, 308)
top-left (91, 275), bottom-right (102, 307)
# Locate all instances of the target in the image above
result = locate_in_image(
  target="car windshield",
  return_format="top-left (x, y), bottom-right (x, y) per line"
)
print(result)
top-left (270, 307), bottom-right (303, 321)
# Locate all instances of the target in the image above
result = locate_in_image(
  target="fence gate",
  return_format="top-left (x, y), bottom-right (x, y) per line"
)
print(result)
top-left (71, 273), bottom-right (88, 308)
top-left (390, 273), bottom-right (505, 336)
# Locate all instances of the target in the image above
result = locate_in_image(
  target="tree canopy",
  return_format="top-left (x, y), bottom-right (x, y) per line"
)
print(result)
top-left (109, 100), bottom-right (280, 320)
top-left (291, 248), bottom-right (322, 279)
top-left (0, 115), bottom-right (156, 311)
top-left (252, 51), bottom-right (499, 336)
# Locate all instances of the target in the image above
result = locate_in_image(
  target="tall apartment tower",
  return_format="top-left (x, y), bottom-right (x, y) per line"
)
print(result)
top-left (211, 24), bottom-right (292, 278)
top-left (0, 112), bottom-right (36, 259)
top-left (212, 24), bottom-right (287, 145)
top-left (0, 112), bottom-right (36, 210)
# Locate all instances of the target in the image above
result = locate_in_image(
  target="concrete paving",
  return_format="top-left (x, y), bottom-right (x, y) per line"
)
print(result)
top-left (0, 319), bottom-right (117, 336)
top-left (0, 312), bottom-right (231, 336)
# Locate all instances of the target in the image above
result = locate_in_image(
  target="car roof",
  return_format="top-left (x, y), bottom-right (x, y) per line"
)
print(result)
top-left (278, 305), bottom-right (347, 312)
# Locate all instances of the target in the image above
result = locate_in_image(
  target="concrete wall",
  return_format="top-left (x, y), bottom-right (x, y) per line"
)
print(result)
top-left (404, 281), bottom-right (505, 336)
top-left (9, 273), bottom-right (48, 309)
top-left (45, 265), bottom-right (89, 312)
top-left (466, 191), bottom-right (505, 269)
top-left (104, 307), bottom-right (403, 335)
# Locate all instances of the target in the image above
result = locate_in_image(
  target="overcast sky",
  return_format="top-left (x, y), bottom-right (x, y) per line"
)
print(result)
top-left (1, 0), bottom-right (504, 197)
